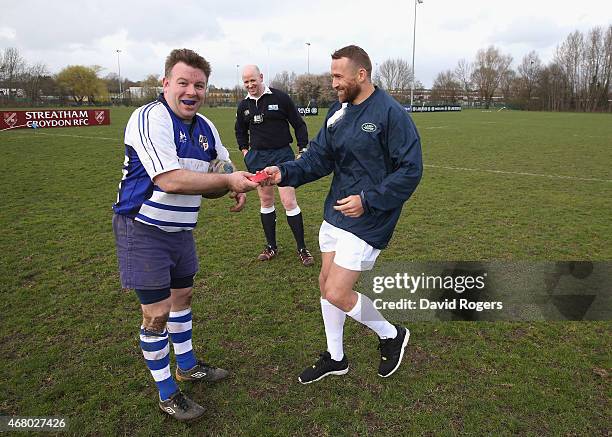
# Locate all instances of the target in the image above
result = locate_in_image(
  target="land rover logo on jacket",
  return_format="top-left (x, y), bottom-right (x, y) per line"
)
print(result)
top-left (361, 122), bottom-right (377, 132)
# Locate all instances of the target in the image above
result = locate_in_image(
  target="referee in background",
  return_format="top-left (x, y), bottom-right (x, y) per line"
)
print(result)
top-left (235, 65), bottom-right (314, 266)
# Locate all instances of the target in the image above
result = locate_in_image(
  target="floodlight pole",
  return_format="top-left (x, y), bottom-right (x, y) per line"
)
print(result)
top-left (236, 64), bottom-right (240, 103)
top-left (410, 0), bottom-right (423, 108)
top-left (116, 49), bottom-right (122, 98)
top-left (306, 42), bottom-right (311, 75)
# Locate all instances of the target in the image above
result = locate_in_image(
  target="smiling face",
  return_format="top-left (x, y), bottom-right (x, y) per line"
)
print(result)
top-left (331, 57), bottom-right (362, 103)
top-left (242, 66), bottom-right (265, 98)
top-left (162, 62), bottom-right (207, 121)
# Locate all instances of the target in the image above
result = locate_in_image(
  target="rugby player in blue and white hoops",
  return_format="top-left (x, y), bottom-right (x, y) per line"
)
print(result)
top-left (112, 49), bottom-right (259, 421)
top-left (264, 45), bottom-right (423, 384)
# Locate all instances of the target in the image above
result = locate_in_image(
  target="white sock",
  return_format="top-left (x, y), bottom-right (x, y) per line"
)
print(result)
top-left (345, 292), bottom-right (398, 339)
top-left (285, 206), bottom-right (301, 216)
top-left (320, 298), bottom-right (346, 361)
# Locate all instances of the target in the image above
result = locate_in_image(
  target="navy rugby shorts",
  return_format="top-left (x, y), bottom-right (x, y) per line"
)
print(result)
top-left (112, 214), bottom-right (199, 292)
top-left (244, 145), bottom-right (295, 173)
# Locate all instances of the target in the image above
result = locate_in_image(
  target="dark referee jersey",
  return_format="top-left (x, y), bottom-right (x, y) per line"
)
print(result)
top-left (235, 86), bottom-right (308, 152)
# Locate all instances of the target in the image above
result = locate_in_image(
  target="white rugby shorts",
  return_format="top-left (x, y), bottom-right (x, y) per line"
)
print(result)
top-left (318, 221), bottom-right (381, 271)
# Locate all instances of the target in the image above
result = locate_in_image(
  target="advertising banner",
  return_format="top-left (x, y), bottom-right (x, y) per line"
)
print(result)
top-left (1, 109), bottom-right (111, 130)
top-left (406, 105), bottom-right (462, 113)
top-left (296, 106), bottom-right (319, 116)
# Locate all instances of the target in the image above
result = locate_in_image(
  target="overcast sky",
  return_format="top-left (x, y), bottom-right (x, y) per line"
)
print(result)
top-left (2, 0), bottom-right (611, 88)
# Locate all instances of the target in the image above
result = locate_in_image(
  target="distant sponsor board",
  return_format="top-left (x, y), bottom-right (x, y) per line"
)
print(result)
top-left (0, 109), bottom-right (111, 130)
top-left (406, 105), bottom-right (461, 113)
top-left (297, 106), bottom-right (319, 116)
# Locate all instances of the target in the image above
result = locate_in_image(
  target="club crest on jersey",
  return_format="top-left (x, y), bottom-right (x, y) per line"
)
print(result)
top-left (179, 131), bottom-right (187, 143)
top-left (243, 109), bottom-right (250, 117)
top-left (361, 122), bottom-right (377, 132)
top-left (199, 134), bottom-right (209, 150)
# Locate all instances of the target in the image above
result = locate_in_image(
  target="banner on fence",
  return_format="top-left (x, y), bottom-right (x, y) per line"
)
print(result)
top-left (297, 106), bottom-right (319, 116)
top-left (406, 105), bottom-right (461, 113)
top-left (1, 109), bottom-right (111, 130)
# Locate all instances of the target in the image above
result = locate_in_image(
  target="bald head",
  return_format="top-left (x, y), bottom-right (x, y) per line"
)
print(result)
top-left (241, 64), bottom-right (265, 98)
top-left (242, 64), bottom-right (261, 77)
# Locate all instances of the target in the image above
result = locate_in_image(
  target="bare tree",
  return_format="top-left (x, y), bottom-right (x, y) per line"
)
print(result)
top-left (373, 58), bottom-right (413, 91)
top-left (603, 25), bottom-right (612, 111)
top-left (430, 69), bottom-right (461, 103)
top-left (471, 46), bottom-right (513, 108)
top-left (290, 73), bottom-right (337, 106)
top-left (516, 51), bottom-right (543, 109)
top-left (539, 62), bottom-right (569, 111)
top-left (552, 26), bottom-right (612, 111)
top-left (499, 69), bottom-right (516, 103)
top-left (103, 72), bottom-right (120, 94)
top-left (454, 58), bottom-right (473, 105)
top-left (555, 31), bottom-right (584, 110)
top-left (583, 26), bottom-right (608, 111)
top-left (293, 74), bottom-right (321, 106)
top-left (1, 47), bottom-right (26, 99)
top-left (22, 62), bottom-right (48, 104)
top-left (317, 73), bottom-right (336, 105)
top-left (269, 70), bottom-right (296, 94)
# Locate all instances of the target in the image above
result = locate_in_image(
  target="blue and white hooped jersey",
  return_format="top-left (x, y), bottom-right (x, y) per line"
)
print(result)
top-left (112, 96), bottom-right (231, 232)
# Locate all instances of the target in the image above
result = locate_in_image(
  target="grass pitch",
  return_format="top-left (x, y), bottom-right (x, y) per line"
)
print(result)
top-left (1, 107), bottom-right (610, 436)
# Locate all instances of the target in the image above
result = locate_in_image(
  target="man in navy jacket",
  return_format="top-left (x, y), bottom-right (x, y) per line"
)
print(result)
top-left (264, 45), bottom-right (422, 384)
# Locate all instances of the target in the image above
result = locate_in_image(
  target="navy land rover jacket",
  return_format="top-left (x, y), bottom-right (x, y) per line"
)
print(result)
top-left (279, 87), bottom-right (422, 249)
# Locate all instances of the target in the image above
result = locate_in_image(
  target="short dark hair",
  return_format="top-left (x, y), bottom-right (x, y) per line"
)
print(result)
top-left (331, 45), bottom-right (372, 79)
top-left (165, 48), bottom-right (211, 78)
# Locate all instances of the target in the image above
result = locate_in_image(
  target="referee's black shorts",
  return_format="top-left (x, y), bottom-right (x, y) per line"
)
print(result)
top-left (244, 146), bottom-right (295, 173)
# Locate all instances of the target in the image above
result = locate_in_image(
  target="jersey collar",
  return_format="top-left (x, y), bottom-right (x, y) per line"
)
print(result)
top-left (245, 85), bottom-right (272, 101)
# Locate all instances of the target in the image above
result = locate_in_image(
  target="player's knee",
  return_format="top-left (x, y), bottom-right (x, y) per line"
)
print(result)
top-left (142, 313), bottom-right (169, 333)
top-left (258, 188), bottom-right (275, 207)
top-left (282, 200), bottom-right (298, 211)
top-left (279, 191), bottom-right (298, 211)
top-left (323, 283), bottom-right (342, 305)
top-left (325, 290), bottom-right (342, 307)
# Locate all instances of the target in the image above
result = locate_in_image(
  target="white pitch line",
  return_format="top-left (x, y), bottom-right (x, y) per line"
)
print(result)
top-left (2, 130), bottom-right (120, 141)
top-left (6, 130), bottom-right (611, 183)
top-left (425, 164), bottom-right (612, 183)
top-left (34, 132), bottom-right (120, 141)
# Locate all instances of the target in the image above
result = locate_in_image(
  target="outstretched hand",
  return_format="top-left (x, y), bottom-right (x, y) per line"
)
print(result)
top-left (261, 166), bottom-right (282, 186)
top-left (227, 171), bottom-right (260, 193)
top-left (333, 195), bottom-right (364, 218)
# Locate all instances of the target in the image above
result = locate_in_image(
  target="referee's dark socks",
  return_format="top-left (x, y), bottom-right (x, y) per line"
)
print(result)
top-left (286, 206), bottom-right (306, 250)
top-left (260, 206), bottom-right (277, 249)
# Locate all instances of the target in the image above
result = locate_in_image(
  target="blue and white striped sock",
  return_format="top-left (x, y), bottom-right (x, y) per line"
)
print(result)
top-left (167, 308), bottom-right (197, 371)
top-left (139, 327), bottom-right (178, 401)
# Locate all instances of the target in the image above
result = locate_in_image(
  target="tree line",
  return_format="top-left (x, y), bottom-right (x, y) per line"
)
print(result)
top-left (0, 48), bottom-right (156, 106)
top-left (1, 24), bottom-right (610, 111)
top-left (430, 25), bottom-right (612, 111)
